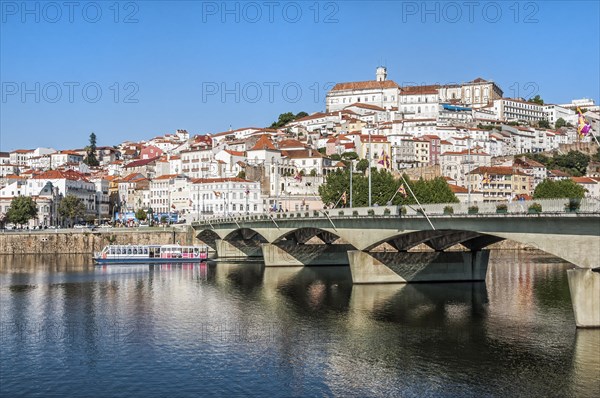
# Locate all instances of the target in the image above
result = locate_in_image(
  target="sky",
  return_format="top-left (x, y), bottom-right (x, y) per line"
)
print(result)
top-left (1, 0), bottom-right (599, 151)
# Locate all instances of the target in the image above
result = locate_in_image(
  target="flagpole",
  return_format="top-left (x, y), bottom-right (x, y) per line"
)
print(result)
top-left (400, 174), bottom-right (435, 230)
top-left (349, 162), bottom-right (353, 208)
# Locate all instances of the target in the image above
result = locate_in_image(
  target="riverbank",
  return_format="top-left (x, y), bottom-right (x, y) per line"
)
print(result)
top-left (0, 227), bottom-right (196, 255)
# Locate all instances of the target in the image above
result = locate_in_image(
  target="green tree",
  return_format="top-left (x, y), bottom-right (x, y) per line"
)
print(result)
top-left (341, 151), bottom-right (359, 160)
top-left (84, 132), bottom-right (99, 166)
top-left (318, 170), bottom-right (458, 207)
top-left (538, 119), bottom-right (550, 129)
top-left (6, 196), bottom-right (38, 226)
top-left (135, 209), bottom-right (147, 221)
top-left (525, 150), bottom-right (591, 177)
top-left (269, 111), bottom-right (307, 129)
top-left (555, 117), bottom-right (567, 129)
top-left (58, 194), bottom-right (86, 227)
top-left (330, 154), bottom-right (342, 161)
top-left (236, 171), bottom-right (246, 179)
top-left (356, 159), bottom-right (369, 173)
top-left (533, 179), bottom-right (586, 199)
top-left (310, 169), bottom-right (317, 177)
top-left (529, 95), bottom-right (544, 105)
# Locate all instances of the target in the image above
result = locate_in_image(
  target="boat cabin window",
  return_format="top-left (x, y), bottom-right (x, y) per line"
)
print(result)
top-left (116, 248), bottom-right (121, 255)
top-left (144, 248), bottom-right (148, 255)
top-left (133, 248), bottom-right (138, 254)
top-left (127, 248), bottom-right (132, 255)
top-left (194, 248), bottom-right (199, 254)
top-left (110, 248), bottom-right (115, 255)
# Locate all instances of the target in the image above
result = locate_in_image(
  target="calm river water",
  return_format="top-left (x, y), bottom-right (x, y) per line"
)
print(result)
top-left (0, 251), bottom-right (598, 397)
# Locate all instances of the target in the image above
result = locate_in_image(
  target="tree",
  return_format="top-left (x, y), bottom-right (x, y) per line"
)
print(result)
top-left (529, 95), bottom-right (544, 105)
top-left (58, 194), bottom-right (85, 227)
top-left (533, 179), bottom-right (585, 199)
top-left (236, 171), bottom-right (246, 179)
top-left (555, 118), bottom-right (567, 129)
top-left (310, 169), bottom-right (317, 177)
top-left (341, 152), bottom-right (359, 160)
top-left (84, 132), bottom-right (99, 166)
top-left (6, 196), bottom-right (38, 226)
top-left (538, 119), bottom-right (550, 129)
top-left (269, 111), bottom-right (307, 129)
top-left (318, 170), bottom-right (458, 207)
top-left (356, 159), bottom-right (369, 173)
top-left (525, 150), bottom-right (590, 177)
top-left (135, 209), bottom-right (147, 222)
top-left (330, 154), bottom-right (342, 161)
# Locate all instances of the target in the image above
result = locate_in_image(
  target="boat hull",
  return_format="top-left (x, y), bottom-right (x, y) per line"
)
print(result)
top-left (94, 257), bottom-right (207, 265)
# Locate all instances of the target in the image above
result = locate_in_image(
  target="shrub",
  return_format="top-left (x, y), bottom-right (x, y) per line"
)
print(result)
top-left (383, 208), bottom-right (391, 215)
top-left (528, 202), bottom-right (542, 213)
top-left (496, 203), bottom-right (508, 211)
top-left (313, 210), bottom-right (320, 217)
top-left (305, 212), bottom-right (310, 217)
top-left (566, 198), bottom-right (581, 212)
top-left (468, 205), bottom-right (479, 214)
top-left (400, 206), bottom-right (407, 215)
top-left (353, 210), bottom-right (359, 216)
top-left (367, 209), bottom-right (375, 216)
top-left (443, 205), bottom-right (454, 215)
top-left (338, 210), bottom-right (344, 216)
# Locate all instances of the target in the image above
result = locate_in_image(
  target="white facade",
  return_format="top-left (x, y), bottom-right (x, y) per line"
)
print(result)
top-left (189, 178), bottom-right (262, 219)
top-left (493, 98), bottom-right (546, 123)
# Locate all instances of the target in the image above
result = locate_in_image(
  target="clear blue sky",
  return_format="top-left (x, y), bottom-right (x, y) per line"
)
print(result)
top-left (1, 0), bottom-right (599, 151)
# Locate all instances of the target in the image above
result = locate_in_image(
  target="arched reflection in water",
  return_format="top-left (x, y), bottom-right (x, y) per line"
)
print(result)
top-left (0, 251), bottom-right (598, 397)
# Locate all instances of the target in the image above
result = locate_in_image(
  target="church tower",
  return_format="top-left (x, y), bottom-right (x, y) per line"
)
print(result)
top-left (376, 66), bottom-right (387, 82)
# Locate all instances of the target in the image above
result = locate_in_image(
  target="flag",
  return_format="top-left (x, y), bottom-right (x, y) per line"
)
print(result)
top-left (341, 191), bottom-right (347, 205)
top-left (294, 172), bottom-right (302, 182)
top-left (377, 150), bottom-right (386, 166)
top-left (213, 191), bottom-right (222, 198)
top-left (482, 173), bottom-right (491, 184)
top-left (577, 107), bottom-right (592, 137)
top-left (397, 184), bottom-right (407, 198)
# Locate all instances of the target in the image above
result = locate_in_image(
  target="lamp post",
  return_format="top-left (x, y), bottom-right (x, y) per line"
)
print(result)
top-left (349, 160), bottom-right (353, 208)
top-left (467, 131), bottom-right (472, 206)
top-left (368, 125), bottom-right (372, 207)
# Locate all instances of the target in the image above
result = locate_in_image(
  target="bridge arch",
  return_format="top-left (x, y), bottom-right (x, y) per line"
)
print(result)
top-left (273, 227), bottom-right (344, 245)
top-left (223, 228), bottom-right (269, 243)
top-left (363, 230), bottom-right (505, 253)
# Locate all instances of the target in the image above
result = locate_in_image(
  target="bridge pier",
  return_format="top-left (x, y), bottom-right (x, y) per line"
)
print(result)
top-left (261, 243), bottom-right (352, 267)
top-left (348, 250), bottom-right (490, 284)
top-left (215, 239), bottom-right (263, 260)
top-left (567, 268), bottom-right (600, 328)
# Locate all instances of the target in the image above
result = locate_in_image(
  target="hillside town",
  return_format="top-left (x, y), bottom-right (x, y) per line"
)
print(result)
top-left (1, 67), bottom-right (599, 228)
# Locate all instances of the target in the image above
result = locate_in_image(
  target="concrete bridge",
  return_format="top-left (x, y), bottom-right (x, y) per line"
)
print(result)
top-left (193, 202), bottom-right (600, 327)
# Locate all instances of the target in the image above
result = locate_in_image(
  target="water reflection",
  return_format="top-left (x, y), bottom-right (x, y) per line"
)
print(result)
top-left (0, 252), bottom-right (598, 397)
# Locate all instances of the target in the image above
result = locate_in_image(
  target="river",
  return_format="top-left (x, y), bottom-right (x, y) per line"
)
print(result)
top-left (0, 251), bottom-right (598, 397)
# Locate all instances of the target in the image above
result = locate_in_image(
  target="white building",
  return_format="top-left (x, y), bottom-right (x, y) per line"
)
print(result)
top-left (189, 177), bottom-right (262, 219)
top-left (326, 67), bottom-right (401, 112)
top-left (440, 149), bottom-right (491, 187)
top-left (493, 98), bottom-right (546, 123)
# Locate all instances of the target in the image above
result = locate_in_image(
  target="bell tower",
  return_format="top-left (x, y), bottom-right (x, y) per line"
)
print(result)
top-left (376, 66), bottom-right (387, 82)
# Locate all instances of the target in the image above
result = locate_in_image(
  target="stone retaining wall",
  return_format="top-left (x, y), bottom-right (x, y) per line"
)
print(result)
top-left (0, 228), bottom-right (196, 255)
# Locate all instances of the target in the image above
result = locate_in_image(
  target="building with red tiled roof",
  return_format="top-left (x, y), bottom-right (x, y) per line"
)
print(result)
top-left (466, 166), bottom-right (532, 202)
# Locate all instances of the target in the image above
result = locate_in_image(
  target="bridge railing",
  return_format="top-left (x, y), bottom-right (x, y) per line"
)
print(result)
top-left (192, 198), bottom-right (600, 227)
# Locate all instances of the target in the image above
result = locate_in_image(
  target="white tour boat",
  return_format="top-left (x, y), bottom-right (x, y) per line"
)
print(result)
top-left (94, 244), bottom-right (209, 264)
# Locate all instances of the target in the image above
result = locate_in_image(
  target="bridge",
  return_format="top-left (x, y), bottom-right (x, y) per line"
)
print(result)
top-left (193, 199), bottom-right (600, 328)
